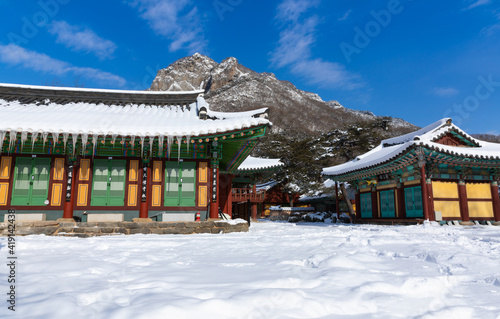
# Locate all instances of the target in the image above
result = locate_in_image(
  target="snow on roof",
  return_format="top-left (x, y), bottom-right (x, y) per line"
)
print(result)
top-left (323, 118), bottom-right (500, 176)
top-left (323, 143), bottom-right (411, 176)
top-left (237, 156), bottom-right (283, 171)
top-left (299, 193), bottom-right (332, 202)
top-left (207, 108), bottom-right (269, 119)
top-left (0, 84), bottom-right (270, 139)
top-left (324, 179), bottom-right (336, 188)
top-left (381, 118), bottom-right (479, 146)
top-left (256, 180), bottom-right (280, 191)
top-left (0, 82), bottom-right (204, 95)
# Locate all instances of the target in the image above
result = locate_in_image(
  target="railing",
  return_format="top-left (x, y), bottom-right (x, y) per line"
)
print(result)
top-left (232, 188), bottom-right (266, 202)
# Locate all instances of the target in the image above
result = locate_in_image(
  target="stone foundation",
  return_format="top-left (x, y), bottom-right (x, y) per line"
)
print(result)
top-left (0, 220), bottom-right (249, 238)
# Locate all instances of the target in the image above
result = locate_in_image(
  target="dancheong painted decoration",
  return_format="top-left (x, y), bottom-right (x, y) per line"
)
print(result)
top-left (0, 83), bottom-right (272, 222)
top-left (323, 118), bottom-right (500, 224)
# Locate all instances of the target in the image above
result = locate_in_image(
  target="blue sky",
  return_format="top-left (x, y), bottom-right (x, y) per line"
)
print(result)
top-left (0, 0), bottom-right (499, 134)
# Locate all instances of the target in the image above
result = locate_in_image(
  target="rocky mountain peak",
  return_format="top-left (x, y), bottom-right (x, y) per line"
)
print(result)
top-left (149, 54), bottom-right (417, 136)
top-left (150, 53), bottom-right (217, 91)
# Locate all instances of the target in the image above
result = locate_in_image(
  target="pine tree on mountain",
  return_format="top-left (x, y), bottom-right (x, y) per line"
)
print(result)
top-left (254, 117), bottom-right (395, 196)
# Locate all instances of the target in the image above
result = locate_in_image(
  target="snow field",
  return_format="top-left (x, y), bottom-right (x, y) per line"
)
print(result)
top-left (1, 222), bottom-right (500, 319)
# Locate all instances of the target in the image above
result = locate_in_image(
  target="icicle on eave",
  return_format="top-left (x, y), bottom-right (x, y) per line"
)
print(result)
top-left (158, 135), bottom-right (165, 157)
top-left (111, 134), bottom-right (117, 149)
top-left (42, 132), bottom-right (49, 150)
top-left (9, 131), bottom-right (17, 152)
top-left (31, 132), bottom-right (39, 153)
top-left (71, 133), bottom-right (78, 155)
top-left (177, 136), bottom-right (182, 161)
top-left (149, 136), bottom-right (154, 158)
top-left (51, 132), bottom-right (60, 149)
top-left (92, 134), bottom-right (99, 156)
top-left (20, 131), bottom-right (28, 151)
top-left (140, 136), bottom-right (145, 158)
top-left (167, 135), bottom-right (174, 159)
top-left (62, 133), bottom-right (69, 154)
top-left (81, 133), bottom-right (88, 156)
top-left (0, 131), bottom-right (5, 155)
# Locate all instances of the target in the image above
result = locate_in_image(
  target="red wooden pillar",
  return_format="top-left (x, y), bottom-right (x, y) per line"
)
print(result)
top-left (251, 203), bottom-right (258, 220)
top-left (458, 180), bottom-right (469, 222)
top-left (251, 184), bottom-right (258, 220)
top-left (355, 190), bottom-right (361, 219)
top-left (218, 174), bottom-right (233, 218)
top-left (63, 164), bottom-right (76, 219)
top-left (371, 187), bottom-right (379, 218)
top-left (420, 165), bottom-right (430, 221)
top-left (397, 183), bottom-right (406, 218)
top-left (426, 180), bottom-right (435, 221)
top-left (209, 164), bottom-right (219, 219)
top-left (139, 164), bottom-right (150, 219)
top-left (335, 182), bottom-right (340, 217)
top-left (227, 174), bottom-right (233, 218)
top-left (491, 181), bottom-right (500, 222)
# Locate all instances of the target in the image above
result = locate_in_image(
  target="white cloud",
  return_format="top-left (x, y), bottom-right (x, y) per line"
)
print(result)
top-left (480, 9), bottom-right (500, 36)
top-left (271, 17), bottom-right (318, 68)
top-left (0, 44), bottom-right (126, 86)
top-left (291, 59), bottom-right (363, 90)
top-left (276, 0), bottom-right (320, 22)
top-left (464, 0), bottom-right (491, 10)
top-left (433, 87), bottom-right (460, 97)
top-left (271, 0), bottom-right (363, 90)
top-left (127, 0), bottom-right (207, 53)
top-left (338, 9), bottom-right (352, 22)
top-left (48, 21), bottom-right (117, 60)
top-left (462, 1), bottom-right (500, 36)
top-left (481, 23), bottom-right (500, 36)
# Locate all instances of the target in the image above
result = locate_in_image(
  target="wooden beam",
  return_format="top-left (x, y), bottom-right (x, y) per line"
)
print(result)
top-left (335, 182), bottom-right (340, 216)
top-left (420, 164), bottom-right (430, 221)
top-left (458, 180), bottom-right (469, 222)
top-left (491, 182), bottom-right (500, 222)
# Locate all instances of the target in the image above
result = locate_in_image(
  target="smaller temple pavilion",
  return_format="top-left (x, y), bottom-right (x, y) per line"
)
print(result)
top-left (0, 83), bottom-right (271, 222)
top-left (231, 156), bottom-right (283, 219)
top-left (322, 118), bottom-right (500, 224)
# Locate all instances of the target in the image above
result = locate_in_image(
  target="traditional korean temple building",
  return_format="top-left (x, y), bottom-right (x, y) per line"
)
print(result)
top-left (0, 83), bottom-right (271, 222)
top-left (231, 156), bottom-right (283, 219)
top-left (256, 181), bottom-right (303, 218)
top-left (323, 119), bottom-right (500, 224)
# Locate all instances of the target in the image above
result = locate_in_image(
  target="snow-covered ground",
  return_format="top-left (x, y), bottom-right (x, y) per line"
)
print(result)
top-left (2, 221), bottom-right (500, 319)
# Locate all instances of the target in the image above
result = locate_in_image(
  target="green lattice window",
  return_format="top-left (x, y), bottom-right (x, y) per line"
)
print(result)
top-left (90, 159), bottom-right (126, 206)
top-left (405, 186), bottom-right (423, 218)
top-left (380, 190), bottom-right (396, 218)
top-left (164, 162), bottom-right (196, 207)
top-left (11, 157), bottom-right (51, 206)
top-left (360, 193), bottom-right (372, 218)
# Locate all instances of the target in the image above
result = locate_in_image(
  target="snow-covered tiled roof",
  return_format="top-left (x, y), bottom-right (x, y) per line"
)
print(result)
top-left (0, 83), bottom-right (270, 140)
top-left (0, 83), bottom-right (204, 106)
top-left (0, 82), bottom-right (204, 95)
top-left (381, 118), bottom-right (479, 146)
top-left (323, 118), bottom-right (500, 176)
top-left (207, 108), bottom-right (269, 120)
top-left (256, 180), bottom-right (280, 191)
top-left (237, 156), bottom-right (283, 172)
